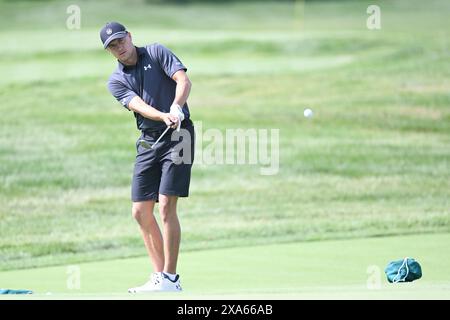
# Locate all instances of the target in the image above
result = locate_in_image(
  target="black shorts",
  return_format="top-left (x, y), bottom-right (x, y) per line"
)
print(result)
top-left (132, 121), bottom-right (195, 202)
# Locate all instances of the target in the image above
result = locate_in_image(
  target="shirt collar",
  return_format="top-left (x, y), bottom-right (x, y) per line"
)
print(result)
top-left (118, 46), bottom-right (146, 71)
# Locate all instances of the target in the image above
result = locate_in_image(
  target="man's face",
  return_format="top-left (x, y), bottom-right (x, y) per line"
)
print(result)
top-left (107, 32), bottom-right (134, 61)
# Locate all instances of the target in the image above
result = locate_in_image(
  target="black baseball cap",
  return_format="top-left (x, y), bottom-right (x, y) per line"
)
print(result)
top-left (100, 22), bottom-right (128, 49)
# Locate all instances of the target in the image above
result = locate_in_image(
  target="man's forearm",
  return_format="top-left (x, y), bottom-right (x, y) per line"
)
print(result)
top-left (128, 96), bottom-right (164, 121)
top-left (172, 78), bottom-right (191, 107)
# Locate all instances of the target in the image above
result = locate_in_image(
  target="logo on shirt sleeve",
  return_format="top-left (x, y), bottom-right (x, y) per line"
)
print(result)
top-left (144, 64), bottom-right (152, 71)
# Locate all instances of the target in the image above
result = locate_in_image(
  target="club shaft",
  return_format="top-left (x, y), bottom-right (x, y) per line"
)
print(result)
top-left (151, 126), bottom-right (171, 149)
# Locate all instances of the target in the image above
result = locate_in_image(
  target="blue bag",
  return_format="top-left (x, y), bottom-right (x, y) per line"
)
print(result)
top-left (385, 257), bottom-right (422, 283)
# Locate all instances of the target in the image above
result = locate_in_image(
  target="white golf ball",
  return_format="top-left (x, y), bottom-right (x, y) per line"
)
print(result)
top-left (304, 108), bottom-right (313, 118)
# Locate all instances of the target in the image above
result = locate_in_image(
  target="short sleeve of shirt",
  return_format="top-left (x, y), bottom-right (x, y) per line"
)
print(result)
top-left (153, 43), bottom-right (187, 78)
top-left (107, 78), bottom-right (138, 110)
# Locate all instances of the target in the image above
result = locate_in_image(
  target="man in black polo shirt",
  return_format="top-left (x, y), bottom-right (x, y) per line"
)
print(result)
top-left (100, 22), bottom-right (194, 293)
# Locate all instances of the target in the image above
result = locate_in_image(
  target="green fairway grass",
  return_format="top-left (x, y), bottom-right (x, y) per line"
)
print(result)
top-left (1, 234), bottom-right (449, 299)
top-left (0, 0), bottom-right (449, 279)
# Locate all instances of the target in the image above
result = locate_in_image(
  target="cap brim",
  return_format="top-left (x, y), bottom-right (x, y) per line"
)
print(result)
top-left (103, 31), bottom-right (127, 49)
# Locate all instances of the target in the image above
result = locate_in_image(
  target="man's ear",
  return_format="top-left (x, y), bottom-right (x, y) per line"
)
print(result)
top-left (128, 32), bottom-right (132, 42)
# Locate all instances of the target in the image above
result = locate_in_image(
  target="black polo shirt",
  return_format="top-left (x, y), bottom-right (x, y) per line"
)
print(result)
top-left (108, 44), bottom-right (190, 132)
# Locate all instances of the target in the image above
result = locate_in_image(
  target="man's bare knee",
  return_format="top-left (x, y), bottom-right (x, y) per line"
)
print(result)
top-left (132, 201), bottom-right (155, 223)
top-left (132, 206), bottom-right (143, 222)
top-left (159, 196), bottom-right (178, 222)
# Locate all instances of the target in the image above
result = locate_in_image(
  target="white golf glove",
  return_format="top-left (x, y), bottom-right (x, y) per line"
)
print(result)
top-left (170, 103), bottom-right (185, 132)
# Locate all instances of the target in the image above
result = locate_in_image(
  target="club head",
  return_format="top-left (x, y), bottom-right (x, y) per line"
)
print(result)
top-left (138, 126), bottom-right (170, 150)
top-left (138, 139), bottom-right (152, 149)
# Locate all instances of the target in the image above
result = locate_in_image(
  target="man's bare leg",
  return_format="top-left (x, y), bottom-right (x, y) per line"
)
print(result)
top-left (132, 201), bottom-right (164, 272)
top-left (158, 195), bottom-right (180, 274)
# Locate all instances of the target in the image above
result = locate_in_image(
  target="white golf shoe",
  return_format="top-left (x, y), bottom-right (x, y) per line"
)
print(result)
top-left (128, 272), bottom-right (182, 293)
top-left (160, 273), bottom-right (183, 292)
top-left (128, 272), bottom-right (163, 293)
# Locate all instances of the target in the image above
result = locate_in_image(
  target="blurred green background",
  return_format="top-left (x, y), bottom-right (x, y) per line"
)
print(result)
top-left (0, 0), bottom-right (449, 278)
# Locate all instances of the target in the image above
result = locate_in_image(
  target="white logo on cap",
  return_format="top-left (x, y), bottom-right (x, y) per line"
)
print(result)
top-left (106, 28), bottom-right (112, 35)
